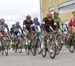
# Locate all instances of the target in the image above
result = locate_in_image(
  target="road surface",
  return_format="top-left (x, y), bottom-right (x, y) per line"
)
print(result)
top-left (0, 47), bottom-right (75, 66)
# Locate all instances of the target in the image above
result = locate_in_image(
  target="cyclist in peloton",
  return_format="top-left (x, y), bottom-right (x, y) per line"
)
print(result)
top-left (10, 22), bottom-right (23, 52)
top-left (0, 18), bottom-right (9, 36)
top-left (68, 11), bottom-right (75, 40)
top-left (30, 17), bottom-right (41, 48)
top-left (68, 11), bottom-right (75, 30)
top-left (53, 11), bottom-right (62, 31)
top-left (10, 22), bottom-right (23, 37)
top-left (23, 15), bottom-right (33, 39)
top-left (43, 12), bottom-right (55, 38)
top-left (31, 17), bottom-right (41, 33)
top-left (0, 18), bottom-right (9, 51)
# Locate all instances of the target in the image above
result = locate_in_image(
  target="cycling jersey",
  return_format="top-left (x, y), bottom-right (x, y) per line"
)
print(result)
top-left (53, 17), bottom-right (62, 30)
top-left (35, 22), bottom-right (41, 26)
top-left (23, 20), bottom-right (33, 32)
top-left (31, 22), bottom-right (41, 33)
top-left (43, 17), bottom-right (55, 32)
top-left (10, 25), bottom-right (23, 36)
top-left (68, 16), bottom-right (75, 29)
top-left (0, 23), bottom-right (7, 32)
top-left (62, 25), bottom-right (67, 31)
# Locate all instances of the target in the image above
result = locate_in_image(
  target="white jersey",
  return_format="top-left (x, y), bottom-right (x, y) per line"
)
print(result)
top-left (13, 25), bottom-right (22, 33)
top-left (62, 25), bottom-right (68, 34)
top-left (36, 25), bottom-right (41, 32)
top-left (62, 25), bottom-right (67, 31)
top-left (0, 24), bottom-right (6, 31)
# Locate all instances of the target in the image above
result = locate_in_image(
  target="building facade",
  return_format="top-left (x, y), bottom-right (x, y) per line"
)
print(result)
top-left (41, 0), bottom-right (75, 24)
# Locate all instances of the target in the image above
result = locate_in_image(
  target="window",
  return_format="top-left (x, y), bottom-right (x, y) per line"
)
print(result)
top-left (58, 0), bottom-right (75, 14)
top-left (49, 7), bottom-right (55, 14)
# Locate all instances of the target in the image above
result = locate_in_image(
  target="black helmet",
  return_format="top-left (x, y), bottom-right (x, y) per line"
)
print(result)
top-left (16, 21), bottom-right (20, 26)
top-left (0, 18), bottom-right (5, 23)
top-left (26, 15), bottom-right (31, 20)
top-left (12, 24), bottom-right (15, 27)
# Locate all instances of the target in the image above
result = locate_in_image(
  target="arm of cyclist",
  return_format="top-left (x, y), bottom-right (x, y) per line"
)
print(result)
top-left (5, 24), bottom-right (9, 34)
top-left (19, 26), bottom-right (23, 34)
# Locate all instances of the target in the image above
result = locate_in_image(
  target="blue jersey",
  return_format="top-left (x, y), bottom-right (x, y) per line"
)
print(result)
top-left (35, 22), bottom-right (41, 26)
top-left (31, 23), bottom-right (41, 32)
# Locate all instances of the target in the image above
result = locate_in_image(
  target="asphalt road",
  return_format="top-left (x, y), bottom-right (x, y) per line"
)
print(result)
top-left (0, 47), bottom-right (75, 66)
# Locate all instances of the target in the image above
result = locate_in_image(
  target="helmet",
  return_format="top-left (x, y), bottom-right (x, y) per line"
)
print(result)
top-left (12, 24), bottom-right (15, 27)
top-left (16, 21), bottom-right (20, 26)
top-left (34, 17), bottom-right (38, 22)
top-left (26, 15), bottom-right (31, 20)
top-left (54, 11), bottom-right (59, 15)
top-left (0, 18), bottom-right (5, 23)
top-left (72, 11), bottom-right (75, 14)
top-left (47, 12), bottom-right (52, 18)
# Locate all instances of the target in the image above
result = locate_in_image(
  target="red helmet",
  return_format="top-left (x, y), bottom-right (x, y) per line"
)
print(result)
top-left (47, 12), bottom-right (52, 18)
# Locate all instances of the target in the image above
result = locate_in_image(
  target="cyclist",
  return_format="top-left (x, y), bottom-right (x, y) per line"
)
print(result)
top-left (10, 24), bottom-right (16, 49)
top-left (0, 18), bottom-right (9, 36)
top-left (23, 15), bottom-right (33, 38)
top-left (10, 24), bottom-right (15, 35)
top-left (42, 12), bottom-right (56, 44)
top-left (68, 11), bottom-right (75, 40)
top-left (10, 22), bottom-right (23, 52)
top-left (43, 12), bottom-right (55, 33)
top-left (68, 11), bottom-right (75, 30)
top-left (0, 18), bottom-right (9, 52)
top-left (23, 15), bottom-right (33, 32)
top-left (13, 22), bottom-right (23, 37)
top-left (10, 22), bottom-right (23, 35)
top-left (31, 17), bottom-right (41, 33)
top-left (30, 17), bottom-right (41, 51)
top-left (53, 11), bottom-right (62, 31)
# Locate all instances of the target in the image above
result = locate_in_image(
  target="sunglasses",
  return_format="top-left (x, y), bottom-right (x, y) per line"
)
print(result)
top-left (48, 17), bottom-right (52, 18)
